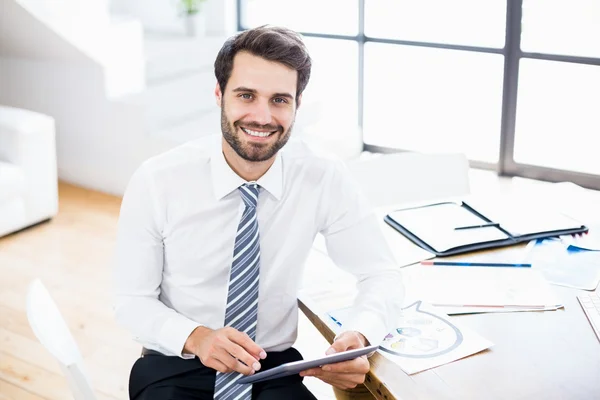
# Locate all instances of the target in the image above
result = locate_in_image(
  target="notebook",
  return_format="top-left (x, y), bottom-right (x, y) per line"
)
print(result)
top-left (384, 200), bottom-right (588, 256)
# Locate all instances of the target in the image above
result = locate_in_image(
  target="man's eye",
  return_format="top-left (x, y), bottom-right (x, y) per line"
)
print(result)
top-left (273, 97), bottom-right (288, 104)
top-left (241, 93), bottom-right (253, 100)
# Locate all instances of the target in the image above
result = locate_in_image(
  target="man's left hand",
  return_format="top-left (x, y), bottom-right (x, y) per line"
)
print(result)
top-left (300, 331), bottom-right (371, 390)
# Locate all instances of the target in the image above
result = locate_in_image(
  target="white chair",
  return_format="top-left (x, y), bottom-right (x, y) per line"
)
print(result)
top-left (346, 151), bottom-right (471, 208)
top-left (0, 106), bottom-right (59, 237)
top-left (26, 279), bottom-right (97, 400)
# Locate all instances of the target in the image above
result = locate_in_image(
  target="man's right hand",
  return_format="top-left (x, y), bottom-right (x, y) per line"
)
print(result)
top-left (183, 326), bottom-right (267, 375)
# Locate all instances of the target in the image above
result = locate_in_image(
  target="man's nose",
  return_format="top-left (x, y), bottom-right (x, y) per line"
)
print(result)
top-left (250, 100), bottom-right (273, 126)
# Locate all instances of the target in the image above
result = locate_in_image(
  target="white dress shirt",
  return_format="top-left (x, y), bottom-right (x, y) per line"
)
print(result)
top-left (113, 135), bottom-right (404, 358)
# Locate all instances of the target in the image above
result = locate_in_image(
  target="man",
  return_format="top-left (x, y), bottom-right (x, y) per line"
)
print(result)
top-left (114, 25), bottom-right (404, 399)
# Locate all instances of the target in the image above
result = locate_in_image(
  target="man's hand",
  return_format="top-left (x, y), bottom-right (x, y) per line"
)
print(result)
top-left (184, 326), bottom-right (267, 375)
top-left (300, 331), bottom-right (371, 390)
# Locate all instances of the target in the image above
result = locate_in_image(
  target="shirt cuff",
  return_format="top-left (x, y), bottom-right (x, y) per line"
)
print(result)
top-left (338, 311), bottom-right (388, 351)
top-left (158, 314), bottom-right (201, 359)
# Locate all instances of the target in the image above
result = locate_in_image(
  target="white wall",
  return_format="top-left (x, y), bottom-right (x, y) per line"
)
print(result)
top-left (0, 0), bottom-right (151, 196)
top-left (0, 0), bottom-right (90, 61)
top-left (0, 0), bottom-right (146, 98)
top-left (5, 0), bottom-right (112, 62)
top-left (0, 57), bottom-right (170, 196)
top-left (110, 0), bottom-right (237, 37)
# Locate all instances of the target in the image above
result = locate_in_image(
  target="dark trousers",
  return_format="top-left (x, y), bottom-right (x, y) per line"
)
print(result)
top-left (129, 347), bottom-right (318, 400)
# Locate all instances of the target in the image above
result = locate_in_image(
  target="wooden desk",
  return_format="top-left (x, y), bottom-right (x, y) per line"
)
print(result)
top-left (299, 246), bottom-right (600, 400)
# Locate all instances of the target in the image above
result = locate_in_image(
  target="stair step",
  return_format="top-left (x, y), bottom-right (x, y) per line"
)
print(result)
top-left (147, 70), bottom-right (217, 131)
top-left (144, 35), bottom-right (226, 83)
top-left (116, 69), bottom-right (217, 133)
top-left (151, 108), bottom-right (221, 145)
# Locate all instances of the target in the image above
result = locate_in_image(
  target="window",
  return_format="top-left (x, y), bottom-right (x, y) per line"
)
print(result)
top-left (295, 37), bottom-right (359, 131)
top-left (365, 0), bottom-right (506, 48)
top-left (363, 44), bottom-right (503, 163)
top-left (514, 59), bottom-right (600, 175)
top-left (239, 0), bottom-right (600, 190)
top-left (521, 0), bottom-right (600, 58)
top-left (241, 0), bottom-right (358, 36)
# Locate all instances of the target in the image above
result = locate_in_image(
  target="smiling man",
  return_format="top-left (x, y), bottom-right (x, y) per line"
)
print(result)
top-left (114, 26), bottom-right (404, 400)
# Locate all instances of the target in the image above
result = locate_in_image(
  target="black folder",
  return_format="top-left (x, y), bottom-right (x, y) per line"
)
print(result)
top-left (384, 200), bottom-right (588, 256)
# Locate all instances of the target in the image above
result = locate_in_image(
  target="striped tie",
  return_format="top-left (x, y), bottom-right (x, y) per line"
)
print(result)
top-left (214, 183), bottom-right (261, 400)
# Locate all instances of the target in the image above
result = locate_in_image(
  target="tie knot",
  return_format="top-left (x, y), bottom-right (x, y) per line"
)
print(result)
top-left (239, 183), bottom-right (259, 208)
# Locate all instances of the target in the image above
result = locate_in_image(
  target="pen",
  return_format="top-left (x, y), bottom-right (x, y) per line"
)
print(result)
top-left (420, 260), bottom-right (532, 268)
top-left (328, 315), bottom-right (342, 327)
top-left (454, 222), bottom-right (500, 231)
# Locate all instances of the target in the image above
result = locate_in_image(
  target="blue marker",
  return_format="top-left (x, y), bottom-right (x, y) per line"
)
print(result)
top-left (421, 260), bottom-right (532, 268)
top-left (328, 315), bottom-right (343, 327)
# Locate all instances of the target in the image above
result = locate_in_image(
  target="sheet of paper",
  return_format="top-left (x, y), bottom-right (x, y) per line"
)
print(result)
top-left (561, 230), bottom-right (600, 251)
top-left (328, 301), bottom-right (493, 375)
top-left (401, 264), bottom-right (561, 308)
top-left (522, 238), bottom-right (600, 290)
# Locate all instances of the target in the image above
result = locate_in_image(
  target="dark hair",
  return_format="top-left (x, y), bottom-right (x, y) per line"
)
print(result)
top-left (214, 25), bottom-right (312, 102)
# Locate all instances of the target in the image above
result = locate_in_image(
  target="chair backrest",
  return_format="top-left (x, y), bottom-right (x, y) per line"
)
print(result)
top-left (346, 152), bottom-right (471, 208)
top-left (26, 279), bottom-right (97, 400)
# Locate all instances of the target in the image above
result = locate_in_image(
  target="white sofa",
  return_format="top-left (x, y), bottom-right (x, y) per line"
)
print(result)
top-left (0, 106), bottom-right (58, 237)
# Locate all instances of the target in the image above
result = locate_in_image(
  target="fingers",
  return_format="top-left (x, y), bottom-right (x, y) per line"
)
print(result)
top-left (327, 331), bottom-right (367, 355)
top-left (327, 333), bottom-right (357, 354)
top-left (198, 327), bottom-right (265, 375)
top-left (301, 357), bottom-right (369, 376)
top-left (320, 374), bottom-right (366, 389)
top-left (305, 370), bottom-right (367, 389)
top-left (300, 353), bottom-right (370, 390)
top-left (228, 328), bottom-right (267, 360)
top-left (218, 349), bottom-right (256, 375)
top-left (205, 358), bottom-right (233, 374)
top-left (223, 342), bottom-right (262, 374)
top-left (322, 357), bottom-right (370, 374)
top-left (300, 367), bottom-right (321, 376)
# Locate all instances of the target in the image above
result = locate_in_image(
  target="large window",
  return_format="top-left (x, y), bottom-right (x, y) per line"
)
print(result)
top-left (363, 44), bottom-right (504, 163)
top-left (239, 0), bottom-right (600, 190)
top-left (514, 59), bottom-right (600, 175)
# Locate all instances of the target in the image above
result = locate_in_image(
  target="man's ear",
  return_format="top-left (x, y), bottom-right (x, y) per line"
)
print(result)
top-left (296, 93), bottom-right (302, 109)
top-left (215, 83), bottom-right (223, 107)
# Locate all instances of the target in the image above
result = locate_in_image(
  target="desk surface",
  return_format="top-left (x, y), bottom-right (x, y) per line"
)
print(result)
top-left (299, 244), bottom-right (600, 400)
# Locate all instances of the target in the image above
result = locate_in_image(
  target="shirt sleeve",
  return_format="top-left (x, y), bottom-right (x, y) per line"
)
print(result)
top-left (319, 160), bottom-right (404, 347)
top-left (113, 163), bottom-right (200, 358)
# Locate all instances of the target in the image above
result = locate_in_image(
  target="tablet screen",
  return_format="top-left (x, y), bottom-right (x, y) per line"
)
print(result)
top-left (237, 345), bottom-right (379, 385)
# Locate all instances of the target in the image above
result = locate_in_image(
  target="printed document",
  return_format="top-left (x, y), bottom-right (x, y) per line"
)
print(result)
top-left (329, 301), bottom-right (493, 375)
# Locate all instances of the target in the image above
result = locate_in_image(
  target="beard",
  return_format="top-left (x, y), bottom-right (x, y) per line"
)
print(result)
top-left (221, 103), bottom-right (294, 162)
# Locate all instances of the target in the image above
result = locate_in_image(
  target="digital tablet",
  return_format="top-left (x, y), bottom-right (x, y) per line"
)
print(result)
top-left (237, 344), bottom-right (379, 384)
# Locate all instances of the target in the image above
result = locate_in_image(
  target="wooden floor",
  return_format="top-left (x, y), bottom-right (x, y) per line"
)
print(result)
top-left (0, 183), bottom-right (335, 400)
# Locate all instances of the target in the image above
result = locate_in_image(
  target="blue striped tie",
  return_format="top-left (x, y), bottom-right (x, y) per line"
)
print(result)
top-left (214, 183), bottom-right (260, 400)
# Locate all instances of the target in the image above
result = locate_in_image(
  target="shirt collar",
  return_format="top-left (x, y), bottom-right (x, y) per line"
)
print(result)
top-left (210, 138), bottom-right (283, 201)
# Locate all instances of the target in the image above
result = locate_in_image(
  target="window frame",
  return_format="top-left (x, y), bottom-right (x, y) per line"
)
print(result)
top-left (238, 0), bottom-right (600, 190)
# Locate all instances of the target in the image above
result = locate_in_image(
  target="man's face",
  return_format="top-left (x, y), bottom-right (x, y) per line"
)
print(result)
top-left (216, 51), bottom-right (300, 162)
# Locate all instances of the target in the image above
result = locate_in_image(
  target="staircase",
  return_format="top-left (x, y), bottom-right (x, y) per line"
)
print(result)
top-left (126, 34), bottom-right (226, 144)
top-left (0, 0), bottom-right (358, 196)
top-left (0, 0), bottom-right (233, 196)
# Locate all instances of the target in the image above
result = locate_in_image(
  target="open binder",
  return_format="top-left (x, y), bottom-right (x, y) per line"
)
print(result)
top-left (384, 200), bottom-right (588, 256)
